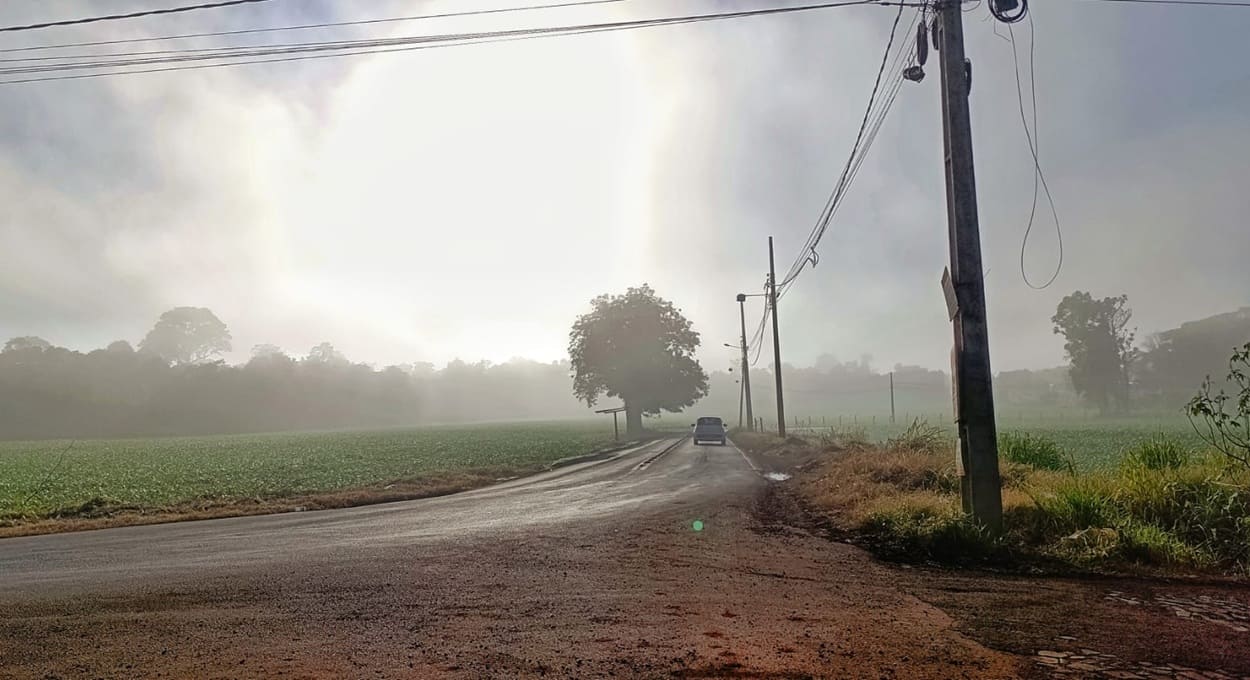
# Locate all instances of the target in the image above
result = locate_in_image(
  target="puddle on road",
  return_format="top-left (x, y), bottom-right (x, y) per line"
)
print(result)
top-left (763, 472), bottom-right (791, 482)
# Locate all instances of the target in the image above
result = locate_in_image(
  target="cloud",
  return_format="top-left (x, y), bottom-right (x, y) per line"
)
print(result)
top-left (0, 1), bottom-right (1245, 373)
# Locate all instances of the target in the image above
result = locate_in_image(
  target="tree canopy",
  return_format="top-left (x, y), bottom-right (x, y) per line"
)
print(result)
top-left (138, 307), bottom-right (232, 365)
top-left (568, 285), bottom-right (708, 435)
top-left (3, 336), bottom-right (51, 353)
top-left (1052, 291), bottom-right (1136, 414)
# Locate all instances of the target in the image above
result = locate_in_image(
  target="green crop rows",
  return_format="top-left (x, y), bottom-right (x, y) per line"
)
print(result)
top-left (799, 415), bottom-right (1205, 471)
top-left (0, 421), bottom-right (615, 519)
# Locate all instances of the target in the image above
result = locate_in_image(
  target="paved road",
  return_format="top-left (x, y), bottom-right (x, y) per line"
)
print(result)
top-left (0, 437), bottom-right (753, 595)
top-left (4, 437), bottom-right (1248, 679)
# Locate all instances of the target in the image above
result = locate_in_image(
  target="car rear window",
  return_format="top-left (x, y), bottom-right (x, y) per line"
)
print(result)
top-left (697, 417), bottom-right (722, 426)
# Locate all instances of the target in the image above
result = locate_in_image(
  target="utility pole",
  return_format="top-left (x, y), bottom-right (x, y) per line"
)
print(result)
top-left (736, 293), bottom-right (755, 431)
top-left (738, 376), bottom-right (745, 429)
top-left (936, 0), bottom-right (1003, 530)
top-left (889, 371), bottom-right (896, 425)
top-left (767, 237), bottom-right (786, 438)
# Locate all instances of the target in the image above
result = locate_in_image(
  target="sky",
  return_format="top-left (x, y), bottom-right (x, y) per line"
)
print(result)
top-left (0, 0), bottom-right (1246, 375)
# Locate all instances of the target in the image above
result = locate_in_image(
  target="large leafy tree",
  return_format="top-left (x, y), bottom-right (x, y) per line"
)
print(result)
top-left (2, 336), bottom-right (52, 353)
top-left (1051, 291), bottom-right (1137, 414)
top-left (569, 285), bottom-right (708, 436)
top-left (138, 307), bottom-right (232, 365)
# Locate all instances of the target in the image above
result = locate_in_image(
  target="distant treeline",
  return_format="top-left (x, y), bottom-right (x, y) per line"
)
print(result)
top-left (0, 341), bottom-right (594, 441)
top-left (2, 304), bottom-right (1244, 441)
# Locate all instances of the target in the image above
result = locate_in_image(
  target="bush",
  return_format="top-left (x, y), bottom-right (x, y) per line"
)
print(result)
top-left (1116, 521), bottom-right (1207, 566)
top-left (1187, 342), bottom-right (1250, 470)
top-left (999, 432), bottom-right (1070, 471)
top-left (1036, 477), bottom-right (1114, 530)
top-left (885, 419), bottom-right (949, 453)
top-left (1121, 437), bottom-right (1190, 471)
top-left (864, 505), bottom-right (999, 563)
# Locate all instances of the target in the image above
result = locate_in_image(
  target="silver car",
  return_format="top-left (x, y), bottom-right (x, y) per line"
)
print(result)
top-left (691, 416), bottom-right (727, 446)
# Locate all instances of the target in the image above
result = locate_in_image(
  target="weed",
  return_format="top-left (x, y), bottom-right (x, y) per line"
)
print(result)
top-left (1121, 437), bottom-right (1190, 471)
top-left (1035, 477), bottom-right (1114, 530)
top-left (999, 432), bottom-right (1071, 472)
top-left (820, 425), bottom-right (870, 451)
top-left (884, 419), bottom-right (949, 453)
top-left (864, 504), bottom-right (1000, 563)
top-left (1116, 520), bottom-right (1209, 566)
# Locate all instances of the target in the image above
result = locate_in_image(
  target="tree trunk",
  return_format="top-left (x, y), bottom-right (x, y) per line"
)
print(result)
top-left (625, 400), bottom-right (643, 437)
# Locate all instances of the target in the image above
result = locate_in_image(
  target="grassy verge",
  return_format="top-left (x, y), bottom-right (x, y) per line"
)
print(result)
top-left (738, 423), bottom-right (1250, 576)
top-left (0, 421), bottom-right (619, 536)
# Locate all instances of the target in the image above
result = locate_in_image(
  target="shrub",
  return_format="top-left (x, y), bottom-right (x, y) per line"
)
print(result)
top-left (864, 505), bottom-right (999, 563)
top-left (1121, 437), bottom-right (1190, 471)
top-left (1116, 521), bottom-right (1206, 566)
top-left (885, 419), bottom-right (949, 453)
top-left (1187, 342), bottom-right (1250, 470)
top-left (999, 432), bottom-right (1070, 471)
top-left (1036, 477), bottom-right (1114, 531)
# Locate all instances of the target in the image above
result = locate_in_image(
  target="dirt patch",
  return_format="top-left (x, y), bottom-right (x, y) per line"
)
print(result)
top-left (0, 471), bottom-right (510, 539)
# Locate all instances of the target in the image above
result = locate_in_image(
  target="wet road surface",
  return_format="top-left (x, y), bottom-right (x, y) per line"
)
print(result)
top-left (3, 437), bottom-right (1248, 679)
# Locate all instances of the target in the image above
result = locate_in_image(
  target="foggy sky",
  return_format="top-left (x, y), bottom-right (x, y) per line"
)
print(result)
top-left (1, 0), bottom-right (1246, 374)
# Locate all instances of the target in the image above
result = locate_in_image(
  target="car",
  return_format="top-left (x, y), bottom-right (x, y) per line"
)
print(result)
top-left (691, 416), bottom-right (727, 446)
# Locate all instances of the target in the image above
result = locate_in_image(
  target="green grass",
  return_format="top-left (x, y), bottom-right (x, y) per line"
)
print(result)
top-left (998, 432), bottom-right (1070, 471)
top-left (0, 421), bottom-right (616, 519)
top-left (788, 414), bottom-right (1204, 471)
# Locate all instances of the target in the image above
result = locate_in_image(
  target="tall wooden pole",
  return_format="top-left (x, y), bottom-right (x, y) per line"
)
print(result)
top-left (768, 237), bottom-right (786, 439)
top-left (936, 0), bottom-right (1002, 529)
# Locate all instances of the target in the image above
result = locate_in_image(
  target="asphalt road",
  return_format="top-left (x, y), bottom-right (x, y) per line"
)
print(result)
top-left (4, 437), bottom-right (1248, 679)
top-left (0, 437), bottom-right (751, 595)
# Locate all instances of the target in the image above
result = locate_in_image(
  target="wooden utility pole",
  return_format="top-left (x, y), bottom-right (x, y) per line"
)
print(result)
top-left (767, 237), bottom-right (786, 439)
top-left (889, 371), bottom-right (896, 425)
top-left (736, 293), bottom-right (755, 431)
top-left (936, 0), bottom-right (1003, 529)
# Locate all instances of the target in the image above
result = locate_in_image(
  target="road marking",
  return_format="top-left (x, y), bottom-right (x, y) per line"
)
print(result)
top-left (727, 439), bottom-right (760, 472)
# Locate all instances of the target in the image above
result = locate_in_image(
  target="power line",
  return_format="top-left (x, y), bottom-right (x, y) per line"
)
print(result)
top-left (0, 0), bottom-right (276, 34)
top-left (0, 0), bottom-right (627, 56)
top-left (1070, 0), bottom-right (1250, 6)
top-left (1008, 14), bottom-right (1063, 289)
top-left (0, 0), bottom-right (884, 86)
top-left (778, 5), bottom-right (917, 294)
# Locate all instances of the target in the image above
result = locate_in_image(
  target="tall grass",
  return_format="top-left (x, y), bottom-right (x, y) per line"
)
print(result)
top-left (1121, 437), bottom-right (1190, 471)
top-left (998, 432), bottom-right (1071, 471)
top-left (797, 429), bottom-right (1250, 574)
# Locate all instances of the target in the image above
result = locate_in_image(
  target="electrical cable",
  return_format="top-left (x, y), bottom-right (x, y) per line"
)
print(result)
top-left (1008, 14), bottom-right (1063, 289)
top-left (0, 0), bottom-right (884, 85)
top-left (781, 2), bottom-right (906, 287)
top-left (1070, 0), bottom-right (1250, 6)
top-left (776, 7), bottom-right (919, 299)
top-left (777, 5), bottom-right (917, 294)
top-left (0, 0), bottom-right (627, 56)
top-left (0, 0), bottom-right (276, 33)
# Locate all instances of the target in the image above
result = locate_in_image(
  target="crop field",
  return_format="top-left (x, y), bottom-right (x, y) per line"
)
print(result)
top-left (0, 421), bottom-right (616, 519)
top-left (787, 414), bottom-right (1205, 471)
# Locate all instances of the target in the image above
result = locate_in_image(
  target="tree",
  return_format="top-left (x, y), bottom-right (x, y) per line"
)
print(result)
top-left (1187, 342), bottom-right (1250, 470)
top-left (305, 342), bottom-right (346, 364)
top-left (105, 340), bottom-right (135, 354)
top-left (138, 307), bottom-right (232, 365)
top-left (568, 285), bottom-right (708, 436)
top-left (251, 343), bottom-right (285, 359)
top-left (1051, 291), bottom-right (1136, 414)
top-left (1138, 307), bottom-right (1250, 407)
top-left (3, 336), bottom-right (52, 353)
